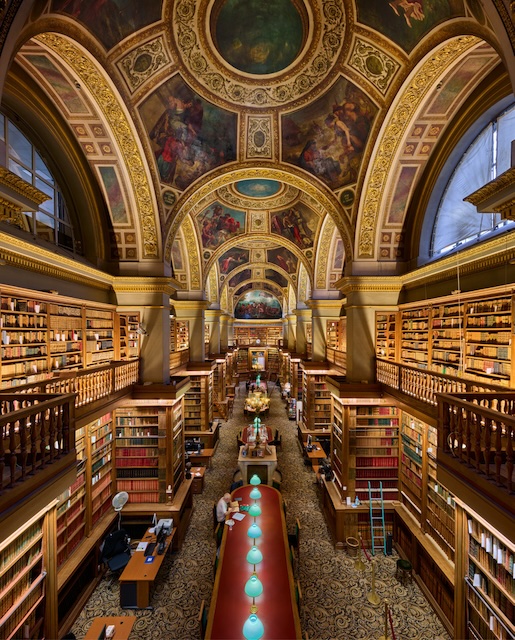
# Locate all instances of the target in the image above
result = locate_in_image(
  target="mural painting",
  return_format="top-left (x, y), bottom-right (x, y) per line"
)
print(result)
top-left (197, 203), bottom-right (245, 249)
top-left (25, 55), bottom-right (88, 113)
top-left (356, 0), bottom-right (461, 54)
top-left (218, 247), bottom-right (249, 275)
top-left (271, 204), bottom-right (317, 249)
top-left (333, 238), bottom-right (344, 272)
top-left (229, 268), bottom-right (252, 288)
top-left (267, 247), bottom-right (298, 273)
top-left (282, 78), bottom-right (378, 190)
top-left (171, 239), bottom-right (183, 271)
top-left (140, 77), bottom-right (237, 191)
top-left (235, 179), bottom-right (281, 198)
top-left (234, 290), bottom-right (282, 319)
top-left (51, 0), bottom-right (162, 51)
top-left (234, 282), bottom-right (253, 296)
top-left (98, 166), bottom-right (128, 224)
top-left (213, 0), bottom-right (304, 75)
top-left (265, 269), bottom-right (288, 287)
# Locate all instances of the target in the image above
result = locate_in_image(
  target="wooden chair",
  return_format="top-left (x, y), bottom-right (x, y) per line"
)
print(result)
top-left (213, 548), bottom-right (219, 577)
top-left (198, 599), bottom-right (208, 639)
top-left (295, 579), bottom-right (303, 619)
top-left (212, 502), bottom-right (218, 532)
top-left (289, 545), bottom-right (297, 577)
top-left (288, 518), bottom-right (301, 556)
top-left (214, 522), bottom-right (223, 548)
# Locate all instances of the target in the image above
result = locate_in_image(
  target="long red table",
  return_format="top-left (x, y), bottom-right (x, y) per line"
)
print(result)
top-left (206, 484), bottom-right (301, 639)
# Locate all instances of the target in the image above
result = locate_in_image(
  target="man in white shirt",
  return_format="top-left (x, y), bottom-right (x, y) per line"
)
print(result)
top-left (216, 493), bottom-right (232, 523)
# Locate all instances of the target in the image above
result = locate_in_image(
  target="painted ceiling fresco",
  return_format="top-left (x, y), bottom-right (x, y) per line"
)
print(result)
top-left (5, 0), bottom-right (511, 315)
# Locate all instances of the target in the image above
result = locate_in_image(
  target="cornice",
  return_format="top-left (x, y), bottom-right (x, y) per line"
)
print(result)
top-left (336, 276), bottom-right (403, 294)
top-left (111, 278), bottom-right (178, 296)
top-left (0, 167), bottom-right (50, 207)
top-left (464, 166), bottom-right (515, 213)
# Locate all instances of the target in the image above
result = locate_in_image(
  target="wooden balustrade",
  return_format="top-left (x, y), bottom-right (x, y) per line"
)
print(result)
top-left (0, 393), bottom-right (75, 491)
top-left (438, 392), bottom-right (515, 495)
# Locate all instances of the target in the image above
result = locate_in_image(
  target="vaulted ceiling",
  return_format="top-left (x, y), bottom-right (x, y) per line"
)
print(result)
top-left (1, 0), bottom-right (514, 317)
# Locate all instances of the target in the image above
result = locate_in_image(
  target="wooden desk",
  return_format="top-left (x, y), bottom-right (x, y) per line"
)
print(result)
top-left (238, 445), bottom-right (277, 485)
top-left (206, 485), bottom-right (301, 639)
top-left (119, 527), bottom-right (175, 609)
top-left (190, 466), bottom-right (205, 494)
top-left (188, 447), bottom-right (215, 468)
top-left (306, 444), bottom-right (326, 463)
top-left (84, 617), bottom-right (135, 640)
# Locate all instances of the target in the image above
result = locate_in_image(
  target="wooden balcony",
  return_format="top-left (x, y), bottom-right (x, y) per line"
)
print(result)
top-left (0, 360), bottom-right (139, 522)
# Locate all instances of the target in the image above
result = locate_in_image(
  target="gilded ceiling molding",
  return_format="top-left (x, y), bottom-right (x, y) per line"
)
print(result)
top-left (220, 286), bottom-right (228, 313)
top-left (0, 167), bottom-right (50, 205)
top-left (165, 165), bottom-right (351, 262)
top-left (171, 0), bottom-right (345, 108)
top-left (217, 184), bottom-right (299, 210)
top-left (111, 278), bottom-right (178, 295)
top-left (288, 284), bottom-right (297, 314)
top-left (357, 35), bottom-right (479, 259)
top-left (208, 269), bottom-right (218, 303)
top-left (36, 33), bottom-right (160, 260)
top-left (246, 116), bottom-right (273, 160)
top-left (337, 275), bottom-right (403, 295)
top-left (316, 217), bottom-right (336, 289)
top-left (116, 35), bottom-right (171, 93)
top-left (181, 216), bottom-right (201, 290)
top-left (298, 264), bottom-right (309, 305)
top-left (348, 35), bottom-right (401, 96)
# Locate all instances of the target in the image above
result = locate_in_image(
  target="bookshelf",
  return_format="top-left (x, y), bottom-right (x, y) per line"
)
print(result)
top-left (89, 413), bottom-right (114, 526)
top-left (331, 395), bottom-right (345, 495)
top-left (171, 399), bottom-right (185, 497)
top-left (49, 302), bottom-right (83, 371)
top-left (430, 302), bottom-right (464, 376)
top-left (115, 408), bottom-right (165, 503)
top-left (0, 516), bottom-right (46, 640)
top-left (237, 348), bottom-right (248, 375)
top-left (400, 307), bottom-right (430, 368)
top-left (267, 348), bottom-right (280, 375)
top-left (464, 293), bottom-right (513, 386)
top-left (56, 425), bottom-right (87, 567)
top-left (118, 312), bottom-right (140, 360)
top-left (1, 294), bottom-right (49, 388)
top-left (302, 366), bottom-right (332, 430)
top-left (183, 366), bottom-right (214, 431)
top-left (375, 312), bottom-right (398, 361)
top-left (326, 320), bottom-right (341, 350)
top-left (350, 403), bottom-right (399, 502)
top-left (400, 413), bottom-right (423, 519)
top-left (466, 513), bottom-right (514, 640)
top-left (85, 308), bottom-right (115, 366)
top-left (234, 326), bottom-right (282, 346)
top-left (176, 321), bottom-right (189, 351)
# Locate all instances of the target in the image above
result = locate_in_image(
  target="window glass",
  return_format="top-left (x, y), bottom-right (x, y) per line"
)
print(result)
top-left (8, 158), bottom-right (32, 183)
top-left (35, 211), bottom-right (55, 244)
top-left (35, 152), bottom-right (53, 184)
top-left (7, 121), bottom-right (32, 169)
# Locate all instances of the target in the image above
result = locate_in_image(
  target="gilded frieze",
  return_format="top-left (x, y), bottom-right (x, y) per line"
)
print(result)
top-left (246, 116), bottom-right (273, 159)
top-left (316, 217), bottom-right (335, 288)
top-left (182, 216), bottom-right (201, 289)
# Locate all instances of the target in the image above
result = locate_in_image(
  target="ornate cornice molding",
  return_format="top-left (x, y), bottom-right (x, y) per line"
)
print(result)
top-left (0, 167), bottom-right (50, 206)
top-left (35, 33), bottom-right (160, 260)
top-left (464, 166), bottom-right (515, 217)
top-left (111, 278), bottom-right (178, 295)
top-left (336, 275), bottom-right (403, 294)
top-left (357, 35), bottom-right (479, 259)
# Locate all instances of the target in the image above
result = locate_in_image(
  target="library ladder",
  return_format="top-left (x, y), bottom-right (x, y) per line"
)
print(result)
top-left (368, 481), bottom-right (386, 556)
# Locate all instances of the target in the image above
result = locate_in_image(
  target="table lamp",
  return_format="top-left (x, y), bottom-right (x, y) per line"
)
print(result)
top-left (247, 523), bottom-right (262, 539)
top-left (248, 503), bottom-right (261, 519)
top-left (242, 613), bottom-right (264, 640)
top-left (246, 545), bottom-right (263, 569)
top-left (244, 573), bottom-right (263, 613)
top-left (249, 487), bottom-right (261, 500)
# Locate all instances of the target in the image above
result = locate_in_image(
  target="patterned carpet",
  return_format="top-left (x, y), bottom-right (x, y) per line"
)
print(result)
top-left (72, 381), bottom-right (451, 640)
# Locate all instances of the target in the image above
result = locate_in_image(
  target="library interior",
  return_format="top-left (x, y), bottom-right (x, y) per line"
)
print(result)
top-left (0, 2), bottom-right (514, 639)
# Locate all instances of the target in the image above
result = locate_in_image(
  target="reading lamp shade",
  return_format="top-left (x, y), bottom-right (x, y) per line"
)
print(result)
top-left (249, 487), bottom-right (261, 500)
top-left (244, 574), bottom-right (263, 599)
top-left (243, 613), bottom-right (264, 640)
top-left (247, 523), bottom-right (262, 539)
top-left (246, 545), bottom-right (263, 566)
top-left (248, 503), bottom-right (261, 518)
top-left (250, 474), bottom-right (261, 486)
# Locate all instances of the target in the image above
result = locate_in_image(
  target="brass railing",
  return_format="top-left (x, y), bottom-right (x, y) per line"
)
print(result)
top-left (0, 392), bottom-right (75, 491)
top-left (438, 392), bottom-right (514, 495)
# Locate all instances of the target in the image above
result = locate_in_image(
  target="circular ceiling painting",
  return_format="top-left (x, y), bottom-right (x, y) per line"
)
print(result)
top-left (235, 179), bottom-right (281, 198)
top-left (212, 0), bottom-right (306, 75)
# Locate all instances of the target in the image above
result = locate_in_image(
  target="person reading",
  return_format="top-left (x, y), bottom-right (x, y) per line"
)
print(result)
top-left (216, 493), bottom-right (234, 523)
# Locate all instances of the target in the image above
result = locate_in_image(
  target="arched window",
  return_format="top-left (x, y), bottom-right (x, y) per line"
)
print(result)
top-left (0, 112), bottom-right (79, 254)
top-left (430, 103), bottom-right (515, 258)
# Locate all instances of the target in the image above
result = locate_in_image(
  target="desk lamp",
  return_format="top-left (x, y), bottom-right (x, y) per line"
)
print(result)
top-left (246, 545), bottom-right (263, 569)
top-left (242, 613), bottom-right (264, 640)
top-left (244, 573), bottom-right (263, 613)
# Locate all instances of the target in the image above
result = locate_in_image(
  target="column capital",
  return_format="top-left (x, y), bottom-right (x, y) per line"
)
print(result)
top-left (336, 276), bottom-right (402, 305)
top-left (306, 299), bottom-right (343, 317)
top-left (173, 299), bottom-right (210, 316)
top-left (294, 308), bottom-right (312, 321)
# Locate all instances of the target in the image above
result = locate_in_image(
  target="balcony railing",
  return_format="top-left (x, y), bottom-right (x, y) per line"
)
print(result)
top-left (438, 392), bottom-right (514, 496)
top-left (376, 358), bottom-right (508, 406)
top-left (0, 392), bottom-right (75, 492)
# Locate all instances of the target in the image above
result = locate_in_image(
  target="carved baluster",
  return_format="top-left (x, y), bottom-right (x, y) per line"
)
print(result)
top-left (30, 410), bottom-right (37, 474)
top-left (474, 410), bottom-right (482, 472)
top-left (483, 417), bottom-right (491, 479)
top-left (456, 405), bottom-right (464, 463)
top-left (19, 414), bottom-right (27, 481)
top-left (465, 409), bottom-right (472, 466)
top-left (48, 407), bottom-right (56, 462)
top-left (505, 422), bottom-right (513, 494)
top-left (9, 419), bottom-right (17, 487)
top-left (494, 419), bottom-right (503, 487)
top-left (39, 408), bottom-right (47, 468)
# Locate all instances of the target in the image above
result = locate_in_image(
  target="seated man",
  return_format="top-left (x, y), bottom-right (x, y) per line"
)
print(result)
top-left (216, 493), bottom-right (232, 523)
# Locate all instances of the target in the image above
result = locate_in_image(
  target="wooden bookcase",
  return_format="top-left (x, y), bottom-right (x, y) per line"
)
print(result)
top-left (301, 364), bottom-right (333, 430)
top-left (234, 326), bottom-right (283, 346)
top-left (267, 347), bottom-right (280, 375)
top-left (465, 513), bottom-right (514, 640)
top-left (400, 412), bottom-right (424, 519)
top-left (56, 425), bottom-right (87, 568)
top-left (350, 402), bottom-right (400, 502)
top-left (117, 312), bottom-right (140, 360)
top-left (170, 319), bottom-right (189, 352)
top-left (0, 515), bottom-right (46, 640)
top-left (49, 302), bottom-right (83, 371)
top-left (89, 413), bottom-right (114, 526)
top-left (85, 308), bottom-right (115, 367)
top-left (183, 364), bottom-right (214, 431)
top-left (400, 307), bottom-right (430, 368)
top-left (237, 348), bottom-right (248, 375)
top-left (375, 312), bottom-right (398, 361)
top-left (430, 301), bottom-right (464, 376)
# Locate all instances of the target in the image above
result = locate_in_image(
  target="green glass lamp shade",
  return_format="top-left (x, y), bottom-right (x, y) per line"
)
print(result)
top-left (246, 545), bottom-right (263, 566)
top-left (242, 613), bottom-right (264, 640)
top-left (244, 573), bottom-right (263, 598)
top-left (247, 523), bottom-right (262, 539)
top-left (249, 487), bottom-right (261, 500)
top-left (248, 503), bottom-right (261, 517)
top-left (250, 474), bottom-right (261, 486)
